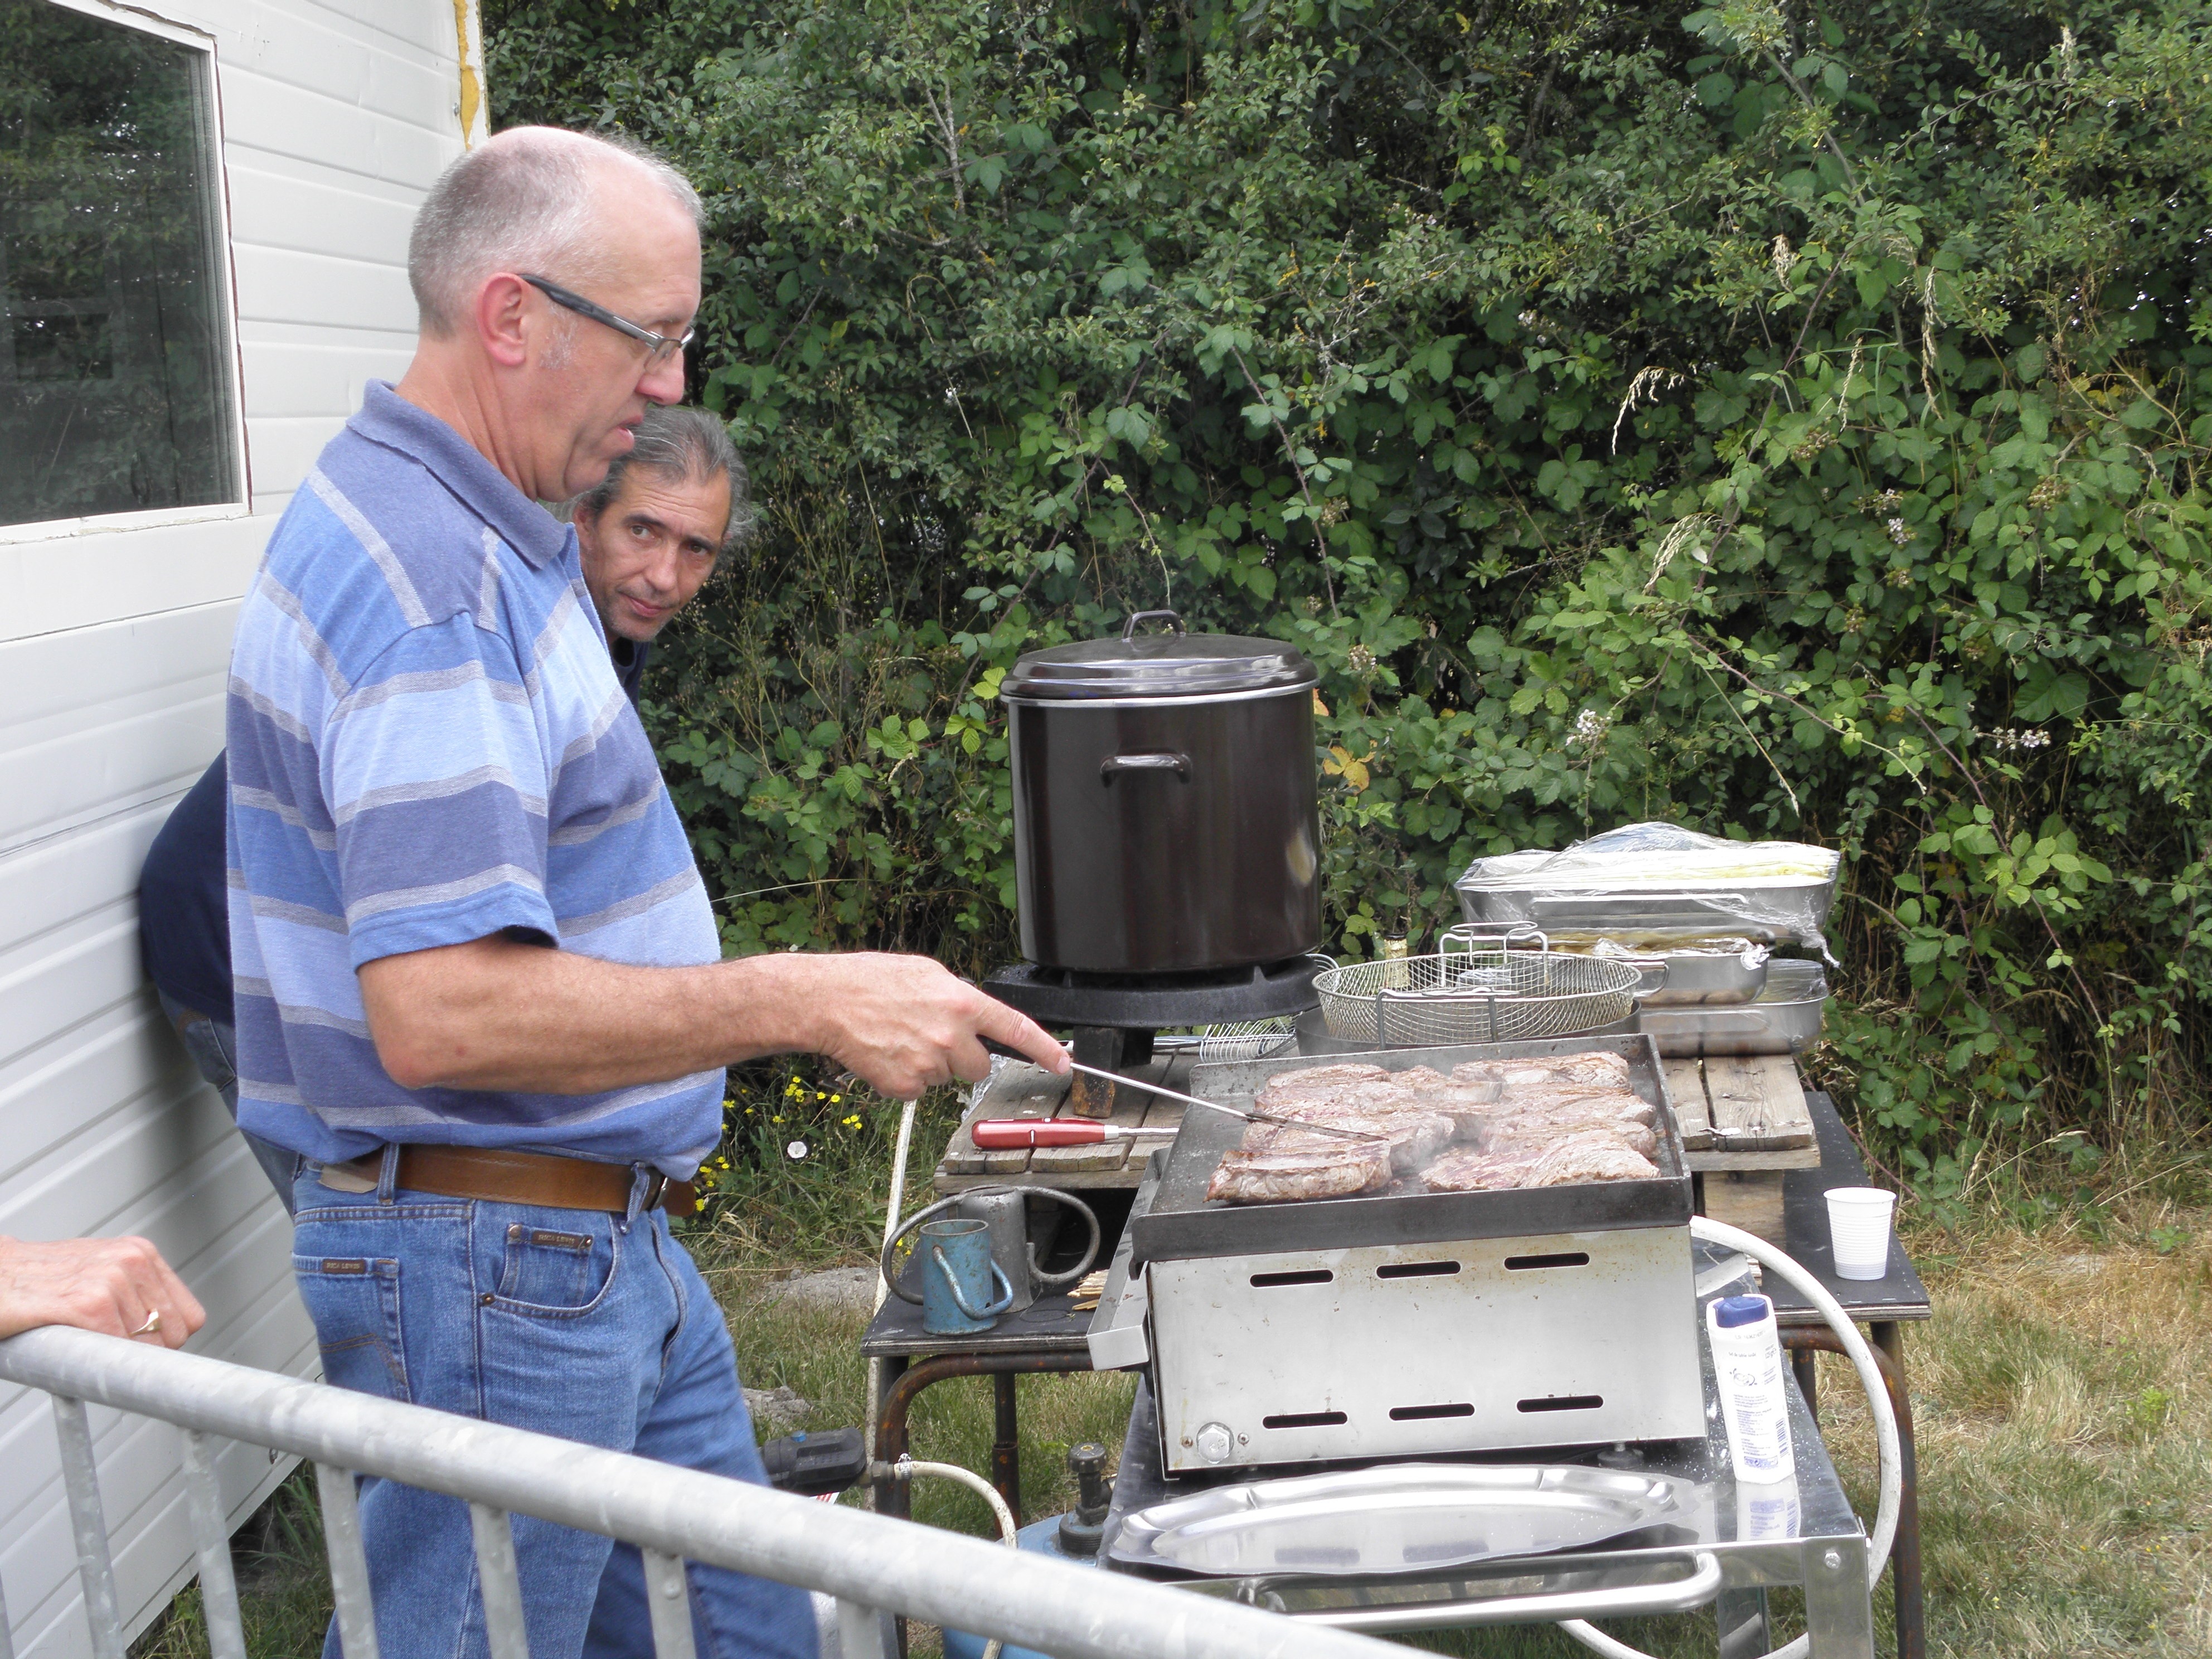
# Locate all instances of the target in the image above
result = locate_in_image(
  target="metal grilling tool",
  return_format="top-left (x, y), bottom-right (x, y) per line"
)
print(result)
top-left (981, 1043), bottom-right (1388, 1144)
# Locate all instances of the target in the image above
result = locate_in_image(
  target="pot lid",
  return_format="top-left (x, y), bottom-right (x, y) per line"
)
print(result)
top-left (1001, 610), bottom-right (1317, 701)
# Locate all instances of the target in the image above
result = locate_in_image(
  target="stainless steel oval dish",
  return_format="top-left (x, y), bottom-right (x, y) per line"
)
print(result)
top-left (1635, 958), bottom-right (1828, 1056)
top-left (1108, 1462), bottom-right (1700, 1576)
top-left (1002, 612), bottom-right (1321, 974)
top-left (1582, 935), bottom-right (1771, 1007)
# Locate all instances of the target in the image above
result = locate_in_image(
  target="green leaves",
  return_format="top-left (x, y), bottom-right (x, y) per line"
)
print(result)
top-left (488, 0), bottom-right (2212, 1193)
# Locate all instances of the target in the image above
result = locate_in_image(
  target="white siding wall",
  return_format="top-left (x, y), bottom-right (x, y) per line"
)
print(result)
top-left (0, 4), bottom-right (472, 1654)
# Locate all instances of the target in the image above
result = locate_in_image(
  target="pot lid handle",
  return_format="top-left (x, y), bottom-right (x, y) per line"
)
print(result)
top-left (1120, 608), bottom-right (1187, 642)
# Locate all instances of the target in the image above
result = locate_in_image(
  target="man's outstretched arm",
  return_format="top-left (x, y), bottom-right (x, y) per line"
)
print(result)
top-left (358, 939), bottom-right (1068, 1101)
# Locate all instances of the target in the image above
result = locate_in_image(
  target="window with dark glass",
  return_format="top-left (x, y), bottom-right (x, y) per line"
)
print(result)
top-left (1, 0), bottom-right (240, 527)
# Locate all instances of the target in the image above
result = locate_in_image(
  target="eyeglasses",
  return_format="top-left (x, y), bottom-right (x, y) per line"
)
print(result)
top-left (522, 275), bottom-right (693, 366)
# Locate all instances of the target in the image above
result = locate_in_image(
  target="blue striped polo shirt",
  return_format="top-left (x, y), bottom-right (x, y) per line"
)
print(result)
top-left (225, 382), bottom-right (722, 1178)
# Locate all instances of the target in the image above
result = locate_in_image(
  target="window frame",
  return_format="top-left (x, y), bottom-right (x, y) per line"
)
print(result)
top-left (2, 0), bottom-right (251, 542)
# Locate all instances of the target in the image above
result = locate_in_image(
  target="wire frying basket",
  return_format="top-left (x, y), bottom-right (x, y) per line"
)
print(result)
top-left (1195, 1017), bottom-right (1297, 1065)
top-left (1312, 926), bottom-right (1646, 1046)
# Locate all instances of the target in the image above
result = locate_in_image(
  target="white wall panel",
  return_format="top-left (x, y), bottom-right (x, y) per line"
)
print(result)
top-left (218, 65), bottom-right (456, 193)
top-left (0, 528), bottom-right (255, 651)
top-left (1, 4), bottom-right (470, 1656)
top-left (225, 161), bottom-right (421, 266)
top-left (237, 339), bottom-right (403, 420)
top-left (232, 244), bottom-right (419, 336)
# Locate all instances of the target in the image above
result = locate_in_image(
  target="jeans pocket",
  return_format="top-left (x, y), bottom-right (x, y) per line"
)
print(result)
top-left (293, 1254), bottom-right (408, 1400)
top-left (487, 1212), bottom-right (619, 1318)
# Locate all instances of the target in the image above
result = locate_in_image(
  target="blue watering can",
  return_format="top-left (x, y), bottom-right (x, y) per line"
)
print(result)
top-left (919, 1217), bottom-right (1013, 1335)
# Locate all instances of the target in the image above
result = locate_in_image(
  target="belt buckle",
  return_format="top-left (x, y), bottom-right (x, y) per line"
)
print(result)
top-left (643, 1170), bottom-right (668, 1211)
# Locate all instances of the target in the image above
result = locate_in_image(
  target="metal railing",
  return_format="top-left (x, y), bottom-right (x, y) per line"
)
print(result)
top-left (0, 1327), bottom-right (1391, 1659)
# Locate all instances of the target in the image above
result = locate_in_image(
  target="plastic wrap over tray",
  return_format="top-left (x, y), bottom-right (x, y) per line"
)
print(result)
top-left (1456, 822), bottom-right (1842, 963)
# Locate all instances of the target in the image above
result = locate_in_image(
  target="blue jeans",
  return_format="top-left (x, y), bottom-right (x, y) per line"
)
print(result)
top-left (159, 990), bottom-right (301, 1214)
top-left (290, 1166), bottom-right (818, 1659)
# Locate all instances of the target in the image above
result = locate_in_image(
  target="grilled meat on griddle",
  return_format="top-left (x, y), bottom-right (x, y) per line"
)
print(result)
top-left (1207, 1053), bottom-right (1666, 1205)
top-left (1205, 1141), bottom-right (1396, 1204)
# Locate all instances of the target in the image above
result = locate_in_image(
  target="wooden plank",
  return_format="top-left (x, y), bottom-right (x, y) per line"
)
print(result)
top-left (933, 1054), bottom-right (1195, 1189)
top-left (1686, 1146), bottom-right (1821, 1172)
top-left (1745, 1052), bottom-right (1815, 1138)
top-left (1662, 1058), bottom-right (1711, 1149)
top-left (1702, 1054), bottom-right (1814, 1151)
top-left (1031, 1058), bottom-right (1156, 1175)
top-left (934, 1127), bottom-right (987, 1176)
top-left (935, 1061), bottom-right (1070, 1177)
top-left (933, 1164), bottom-right (1166, 1192)
top-left (1701, 1170), bottom-right (1788, 1244)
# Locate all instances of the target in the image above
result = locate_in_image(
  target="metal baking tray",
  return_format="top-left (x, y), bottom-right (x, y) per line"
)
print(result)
top-left (1636, 960), bottom-right (1827, 1056)
top-left (1457, 885), bottom-right (1804, 941)
top-left (1134, 1035), bottom-right (1690, 1266)
top-left (1108, 1462), bottom-right (1702, 1577)
top-left (1542, 933), bottom-right (1771, 1007)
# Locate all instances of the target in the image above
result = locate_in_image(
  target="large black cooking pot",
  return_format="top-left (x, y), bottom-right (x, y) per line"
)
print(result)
top-left (1002, 612), bottom-right (1321, 974)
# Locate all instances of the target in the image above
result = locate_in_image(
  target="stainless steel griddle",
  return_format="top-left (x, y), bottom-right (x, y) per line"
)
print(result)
top-left (1108, 1035), bottom-right (1708, 1474)
top-left (1132, 1033), bottom-right (1691, 1267)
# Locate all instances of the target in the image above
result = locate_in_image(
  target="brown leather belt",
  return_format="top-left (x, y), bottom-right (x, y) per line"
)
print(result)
top-left (324, 1145), bottom-right (696, 1217)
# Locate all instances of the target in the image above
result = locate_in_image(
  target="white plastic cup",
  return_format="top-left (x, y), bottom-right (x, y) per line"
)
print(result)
top-left (1825, 1186), bottom-right (1897, 1280)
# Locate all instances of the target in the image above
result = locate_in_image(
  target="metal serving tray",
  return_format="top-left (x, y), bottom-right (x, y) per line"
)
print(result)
top-left (1635, 960), bottom-right (1828, 1057)
top-left (1543, 933), bottom-right (1772, 1007)
top-left (1457, 884), bottom-right (1805, 942)
top-left (1135, 1035), bottom-right (1690, 1267)
top-left (1108, 1462), bottom-right (1702, 1576)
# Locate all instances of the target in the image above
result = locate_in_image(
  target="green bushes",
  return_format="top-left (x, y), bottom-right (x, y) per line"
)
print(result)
top-left (483, 0), bottom-right (2212, 1192)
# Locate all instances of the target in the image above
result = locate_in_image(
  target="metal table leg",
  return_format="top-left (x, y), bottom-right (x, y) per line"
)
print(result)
top-left (1715, 1583), bottom-right (1772, 1658)
top-left (1802, 1534), bottom-right (1876, 1657)
top-left (1870, 1322), bottom-right (1924, 1659)
top-left (872, 1350), bottom-right (1093, 1521)
top-left (992, 1372), bottom-right (1022, 1529)
top-left (1781, 1325), bottom-right (1924, 1659)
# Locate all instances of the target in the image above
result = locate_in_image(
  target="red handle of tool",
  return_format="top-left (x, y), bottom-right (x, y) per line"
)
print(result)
top-left (971, 1119), bottom-right (1106, 1149)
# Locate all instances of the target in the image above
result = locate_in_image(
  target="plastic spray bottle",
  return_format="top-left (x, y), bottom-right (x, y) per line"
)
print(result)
top-left (1707, 1292), bottom-right (1793, 1485)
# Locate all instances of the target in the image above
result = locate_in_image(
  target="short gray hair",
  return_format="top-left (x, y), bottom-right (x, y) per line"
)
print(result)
top-left (571, 405), bottom-right (757, 555)
top-left (409, 127), bottom-right (701, 336)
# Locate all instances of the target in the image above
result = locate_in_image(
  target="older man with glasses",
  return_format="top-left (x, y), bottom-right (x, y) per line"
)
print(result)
top-left (221, 127), bottom-right (1067, 1659)
top-left (138, 402), bottom-right (751, 1215)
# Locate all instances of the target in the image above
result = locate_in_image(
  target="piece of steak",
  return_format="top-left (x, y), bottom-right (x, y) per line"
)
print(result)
top-left (1387, 1066), bottom-right (1451, 1091)
top-left (1442, 1063), bottom-right (1508, 1103)
top-left (1206, 1142), bottom-right (1395, 1204)
top-left (1508, 1085), bottom-right (1658, 1128)
top-left (1246, 1105), bottom-right (1454, 1174)
top-left (1522, 1132), bottom-right (1661, 1186)
top-left (1419, 1146), bottom-right (1544, 1192)
top-left (1464, 1102), bottom-right (1660, 1162)
top-left (1253, 1064), bottom-right (1394, 1109)
top-left (1506, 1052), bottom-right (1634, 1090)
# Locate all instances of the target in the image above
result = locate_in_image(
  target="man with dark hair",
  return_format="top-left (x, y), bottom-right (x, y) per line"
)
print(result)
top-left (214, 124), bottom-right (1064, 1659)
top-left (138, 403), bottom-right (748, 1212)
top-left (572, 403), bottom-right (752, 677)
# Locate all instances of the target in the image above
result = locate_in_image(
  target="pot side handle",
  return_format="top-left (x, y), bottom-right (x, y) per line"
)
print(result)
top-left (1099, 751), bottom-right (1191, 782)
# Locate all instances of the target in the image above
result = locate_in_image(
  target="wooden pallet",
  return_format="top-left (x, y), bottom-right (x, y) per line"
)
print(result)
top-left (1663, 1053), bottom-right (1817, 1244)
top-left (1661, 1053), bottom-right (1818, 1169)
top-left (934, 1057), bottom-right (1188, 1191)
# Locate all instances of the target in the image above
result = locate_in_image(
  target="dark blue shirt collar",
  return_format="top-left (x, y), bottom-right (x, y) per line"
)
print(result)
top-left (348, 380), bottom-right (571, 570)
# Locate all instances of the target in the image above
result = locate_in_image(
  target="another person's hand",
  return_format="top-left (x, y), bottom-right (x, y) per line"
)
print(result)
top-left (801, 954), bottom-right (1068, 1100)
top-left (0, 1235), bottom-right (206, 1348)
